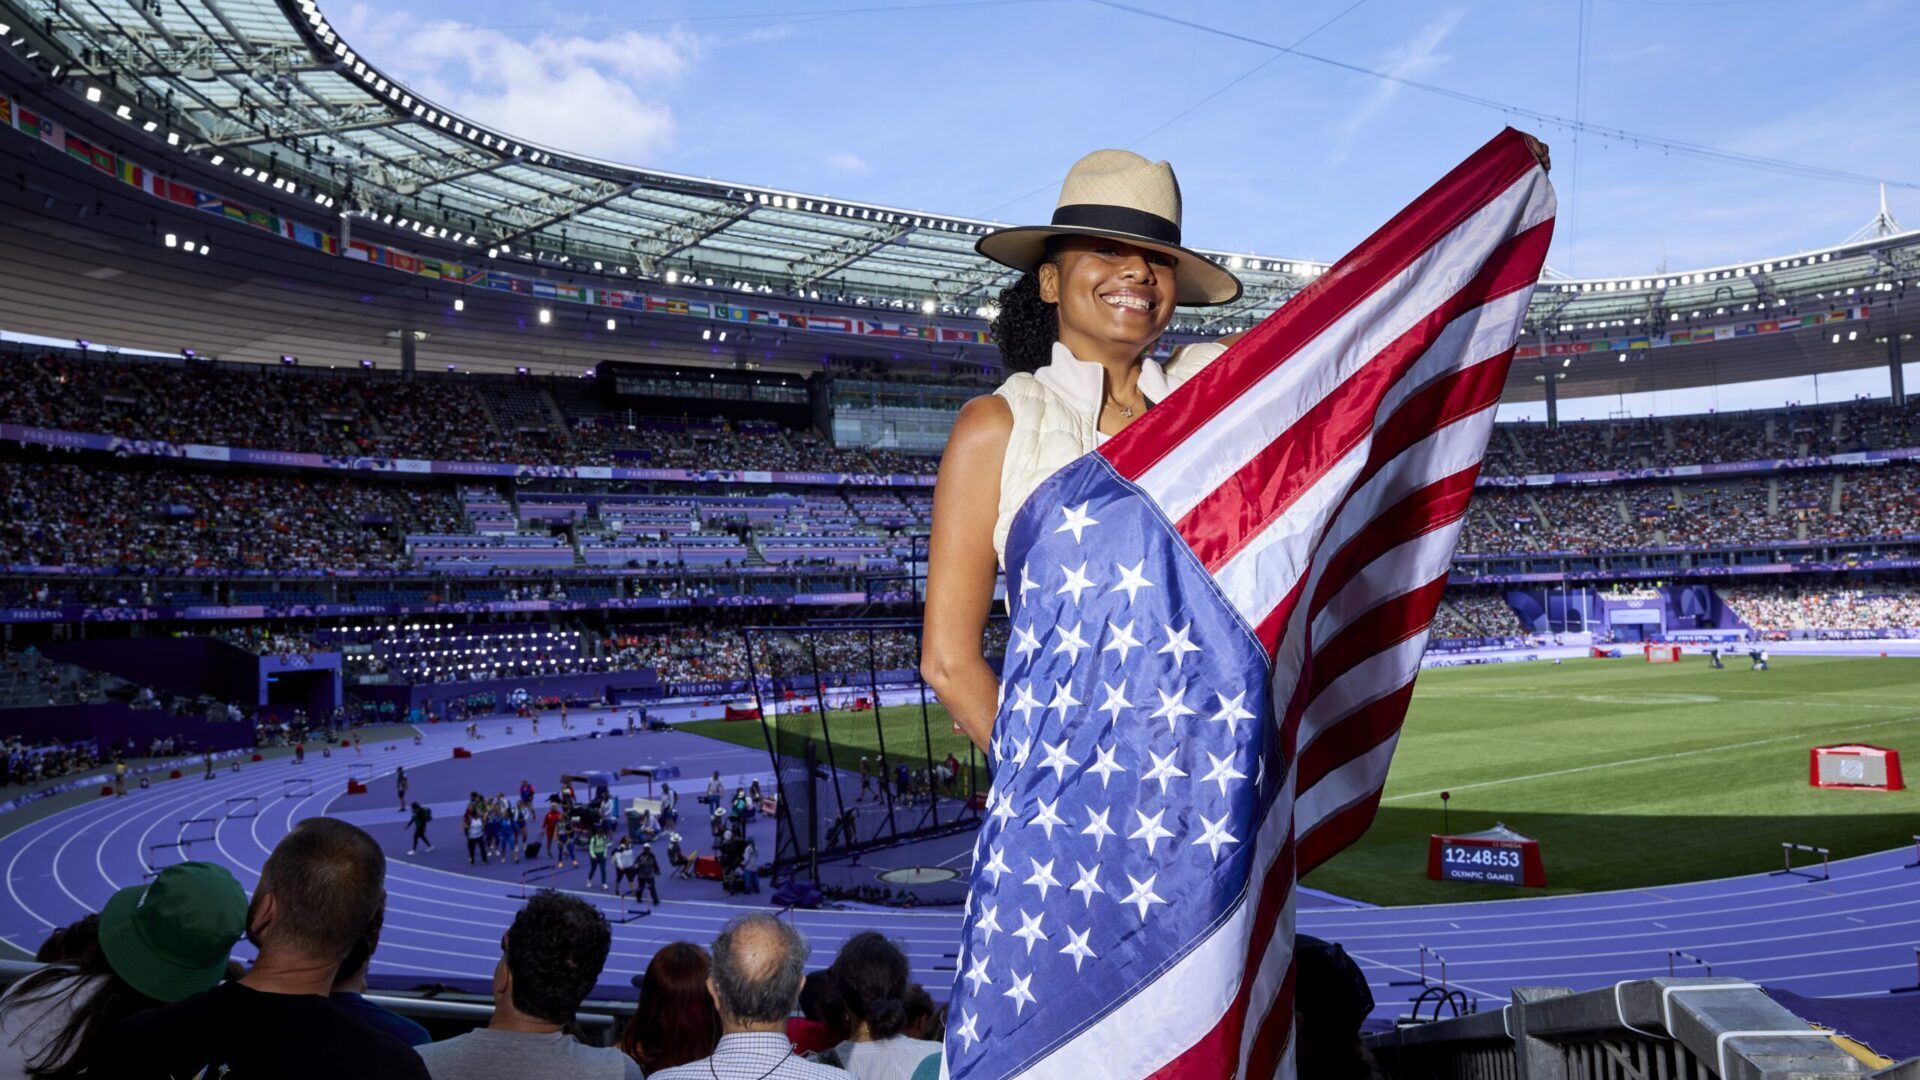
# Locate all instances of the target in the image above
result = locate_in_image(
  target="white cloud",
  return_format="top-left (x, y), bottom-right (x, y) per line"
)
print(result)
top-left (826, 152), bottom-right (870, 174)
top-left (1331, 11), bottom-right (1465, 165)
top-left (332, 5), bottom-right (696, 164)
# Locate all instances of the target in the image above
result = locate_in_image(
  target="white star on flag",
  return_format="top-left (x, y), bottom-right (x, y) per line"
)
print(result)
top-left (988, 789), bottom-right (1019, 827)
top-left (1009, 682), bottom-right (1040, 722)
top-left (1017, 561), bottom-right (1037, 601)
top-left (1055, 502), bottom-right (1099, 542)
top-left (1027, 797), bottom-right (1067, 840)
top-left (980, 844), bottom-right (1012, 885)
top-left (1102, 618), bottom-right (1143, 662)
top-left (1149, 685), bottom-right (1195, 733)
top-left (1037, 738), bottom-right (1079, 782)
top-left (1081, 805), bottom-right (1116, 851)
top-left (955, 1010), bottom-right (981, 1052)
top-left (1109, 560), bottom-right (1154, 604)
top-left (1023, 857), bottom-right (1061, 901)
top-left (1059, 926), bottom-right (1099, 972)
top-left (1056, 562), bottom-right (1096, 604)
top-left (975, 903), bottom-right (1002, 945)
top-left (1011, 624), bottom-right (1041, 659)
top-left (1200, 750), bottom-right (1248, 796)
top-left (1003, 971), bottom-right (1037, 1015)
top-left (1044, 681), bottom-right (1081, 722)
top-left (1009, 735), bottom-right (1033, 767)
top-left (1192, 813), bottom-right (1241, 861)
top-left (1208, 689), bottom-right (1255, 736)
top-left (1050, 621), bottom-right (1089, 663)
top-left (1140, 748), bottom-right (1188, 794)
top-left (1096, 680), bottom-right (1131, 722)
top-left (1069, 861), bottom-right (1104, 907)
top-left (963, 955), bottom-right (991, 994)
top-left (1118, 873), bottom-right (1167, 920)
top-left (1085, 744), bottom-right (1127, 788)
top-left (1012, 909), bottom-right (1049, 954)
top-left (1127, 808), bottom-right (1175, 855)
top-left (1156, 622), bottom-right (1202, 669)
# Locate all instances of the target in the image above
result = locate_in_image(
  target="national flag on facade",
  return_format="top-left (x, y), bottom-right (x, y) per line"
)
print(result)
top-left (944, 128), bottom-right (1553, 1079)
top-left (803, 314), bottom-right (855, 334)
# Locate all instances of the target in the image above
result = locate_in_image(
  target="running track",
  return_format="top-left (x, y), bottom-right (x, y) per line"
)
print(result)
top-left (1, 713), bottom-right (1914, 1026)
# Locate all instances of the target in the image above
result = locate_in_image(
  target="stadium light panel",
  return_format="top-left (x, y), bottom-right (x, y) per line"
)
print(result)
top-left (538, 309), bottom-right (551, 324)
top-left (164, 233), bottom-right (177, 248)
top-left (1832, 333), bottom-right (1841, 344)
top-left (718, 332), bottom-right (727, 342)
top-left (1618, 353), bottom-right (1627, 362)
top-left (84, 86), bottom-right (101, 103)
top-left (200, 244), bottom-right (210, 257)
top-left (665, 269), bottom-right (678, 284)
top-left (702, 329), bottom-right (710, 340)
top-left (182, 240), bottom-right (196, 253)
top-left (210, 154), bottom-right (223, 166)
top-left (1849, 330), bottom-right (1858, 341)
top-left (607, 318), bottom-right (616, 331)
top-left (454, 298), bottom-right (464, 312)
top-left (141, 121), bottom-right (156, 133)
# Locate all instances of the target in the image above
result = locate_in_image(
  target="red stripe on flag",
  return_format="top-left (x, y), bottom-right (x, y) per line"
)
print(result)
top-left (1252, 576), bottom-right (1307, 657)
top-left (1298, 785), bottom-right (1387, 876)
top-left (1104, 128), bottom-right (1543, 483)
top-left (1304, 576), bottom-right (1450, 704)
top-left (1242, 955), bottom-right (1300, 1080)
top-left (1176, 219), bottom-right (1553, 571)
top-left (1147, 832), bottom-right (1299, 1078)
top-left (1297, 681), bottom-right (1419, 797)
top-left (1305, 467), bottom-right (1481, 620)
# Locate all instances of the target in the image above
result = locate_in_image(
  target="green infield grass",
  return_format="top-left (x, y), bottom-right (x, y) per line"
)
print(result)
top-left (682, 655), bottom-right (1920, 905)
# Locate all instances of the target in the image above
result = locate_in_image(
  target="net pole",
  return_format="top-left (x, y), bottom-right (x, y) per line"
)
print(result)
top-left (909, 623), bottom-right (942, 829)
top-left (741, 627), bottom-right (802, 873)
top-left (847, 630), bottom-right (897, 840)
top-left (803, 633), bottom-right (858, 847)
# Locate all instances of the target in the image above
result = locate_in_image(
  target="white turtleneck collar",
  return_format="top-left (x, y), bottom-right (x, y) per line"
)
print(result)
top-left (1031, 342), bottom-right (1174, 438)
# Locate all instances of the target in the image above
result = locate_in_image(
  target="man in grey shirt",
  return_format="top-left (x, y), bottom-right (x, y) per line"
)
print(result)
top-left (416, 891), bottom-right (640, 1080)
top-left (651, 914), bottom-right (850, 1080)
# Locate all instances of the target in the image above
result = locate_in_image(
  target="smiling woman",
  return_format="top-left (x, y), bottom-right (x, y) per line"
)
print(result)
top-left (919, 149), bottom-right (1243, 754)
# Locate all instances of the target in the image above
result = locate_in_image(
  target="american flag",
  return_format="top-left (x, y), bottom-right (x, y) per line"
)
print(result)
top-left (944, 129), bottom-right (1555, 1079)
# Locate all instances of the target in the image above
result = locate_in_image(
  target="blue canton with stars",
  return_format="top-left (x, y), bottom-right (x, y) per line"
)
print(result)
top-left (945, 453), bottom-right (1280, 1078)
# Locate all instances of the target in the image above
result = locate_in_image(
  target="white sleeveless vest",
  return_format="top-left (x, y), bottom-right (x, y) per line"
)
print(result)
top-left (991, 341), bottom-right (1228, 565)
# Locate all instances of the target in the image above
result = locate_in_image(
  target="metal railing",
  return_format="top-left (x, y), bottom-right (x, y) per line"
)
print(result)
top-left (1365, 978), bottom-right (1910, 1079)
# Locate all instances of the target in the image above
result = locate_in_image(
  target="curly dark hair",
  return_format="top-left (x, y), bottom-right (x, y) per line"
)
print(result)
top-left (824, 931), bottom-right (911, 1040)
top-left (990, 270), bottom-right (1059, 375)
top-left (506, 891), bottom-right (613, 1024)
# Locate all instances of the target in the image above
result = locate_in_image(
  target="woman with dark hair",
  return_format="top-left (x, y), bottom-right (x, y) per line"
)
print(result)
top-left (0, 862), bottom-right (246, 1078)
top-left (919, 149), bottom-right (1243, 755)
top-left (819, 932), bottom-right (940, 1080)
top-left (618, 942), bottom-right (720, 1074)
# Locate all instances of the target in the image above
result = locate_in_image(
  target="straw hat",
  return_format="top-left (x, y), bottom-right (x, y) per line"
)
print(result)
top-left (976, 149), bottom-right (1242, 306)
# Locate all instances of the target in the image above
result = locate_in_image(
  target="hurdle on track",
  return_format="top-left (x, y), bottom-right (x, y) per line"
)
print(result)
top-left (1389, 945), bottom-right (1448, 989)
top-left (1906, 835), bottom-right (1919, 870)
top-left (347, 763), bottom-right (375, 784)
top-left (1668, 949), bottom-right (1713, 976)
top-left (1773, 842), bottom-right (1831, 881)
top-left (223, 795), bottom-right (259, 820)
top-left (602, 888), bottom-right (649, 925)
top-left (281, 776), bottom-right (314, 799)
top-left (511, 864), bottom-right (564, 900)
top-left (178, 815), bottom-right (219, 845)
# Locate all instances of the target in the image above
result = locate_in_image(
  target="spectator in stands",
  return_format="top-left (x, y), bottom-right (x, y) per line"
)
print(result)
top-left (415, 891), bottom-right (638, 1080)
top-left (817, 932), bottom-right (941, 1080)
top-left (0, 863), bottom-right (246, 1078)
top-left (1294, 935), bottom-right (1385, 1080)
top-left (330, 910), bottom-right (430, 1048)
top-left (617, 942), bottom-right (721, 1074)
top-left (649, 914), bottom-right (847, 1079)
top-left (30, 913), bottom-right (98, 965)
top-left (102, 819), bottom-right (429, 1079)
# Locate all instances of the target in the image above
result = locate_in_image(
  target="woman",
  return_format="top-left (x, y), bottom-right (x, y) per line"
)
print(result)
top-left (818, 933), bottom-right (941, 1080)
top-left (0, 862), bottom-right (246, 1078)
top-left (920, 149), bottom-right (1241, 752)
top-left (586, 827), bottom-right (611, 889)
top-left (617, 942), bottom-right (719, 1074)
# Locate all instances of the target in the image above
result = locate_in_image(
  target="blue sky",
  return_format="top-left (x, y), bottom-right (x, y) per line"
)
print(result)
top-left (330, 0), bottom-right (1919, 415)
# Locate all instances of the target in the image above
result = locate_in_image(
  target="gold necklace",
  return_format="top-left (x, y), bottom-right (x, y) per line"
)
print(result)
top-left (1104, 396), bottom-right (1143, 419)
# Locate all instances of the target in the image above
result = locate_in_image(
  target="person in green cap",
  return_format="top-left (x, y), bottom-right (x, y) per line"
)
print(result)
top-left (0, 861), bottom-right (247, 1077)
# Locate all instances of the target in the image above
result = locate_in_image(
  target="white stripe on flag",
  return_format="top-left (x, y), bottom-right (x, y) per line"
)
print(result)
top-left (1134, 172), bottom-right (1554, 524)
top-left (1026, 766), bottom-right (1298, 1077)
top-left (1295, 632), bottom-right (1431, 759)
top-left (1294, 728), bottom-right (1406, 843)
top-left (1204, 286), bottom-right (1530, 634)
top-left (1234, 846), bottom-right (1301, 1071)
top-left (1264, 404), bottom-right (1503, 700)
top-left (1309, 519), bottom-right (1470, 649)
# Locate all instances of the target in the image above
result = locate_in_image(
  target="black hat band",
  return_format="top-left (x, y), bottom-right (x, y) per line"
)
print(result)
top-left (1049, 203), bottom-right (1181, 247)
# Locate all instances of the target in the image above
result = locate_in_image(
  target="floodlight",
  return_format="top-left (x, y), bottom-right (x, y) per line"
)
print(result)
top-left (164, 233), bottom-right (177, 248)
top-left (538, 309), bottom-right (551, 325)
top-left (454, 297), bottom-right (465, 312)
top-left (85, 86), bottom-right (101, 103)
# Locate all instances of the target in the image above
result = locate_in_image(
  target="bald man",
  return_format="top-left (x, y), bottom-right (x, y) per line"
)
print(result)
top-left (648, 915), bottom-right (850, 1079)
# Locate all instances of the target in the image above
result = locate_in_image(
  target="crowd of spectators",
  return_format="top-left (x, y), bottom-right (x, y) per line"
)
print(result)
top-left (0, 736), bottom-right (103, 788)
top-left (1429, 590), bottom-right (1521, 640)
top-left (1720, 584), bottom-right (1920, 632)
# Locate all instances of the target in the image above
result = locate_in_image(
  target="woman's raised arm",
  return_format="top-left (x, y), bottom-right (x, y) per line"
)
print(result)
top-left (919, 394), bottom-right (1013, 752)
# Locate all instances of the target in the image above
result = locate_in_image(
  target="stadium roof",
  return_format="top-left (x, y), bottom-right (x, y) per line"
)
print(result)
top-left (8, 0), bottom-right (1917, 333)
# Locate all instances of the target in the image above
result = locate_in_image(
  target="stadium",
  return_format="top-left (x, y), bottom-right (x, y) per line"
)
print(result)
top-left (0, 0), bottom-right (1915, 1077)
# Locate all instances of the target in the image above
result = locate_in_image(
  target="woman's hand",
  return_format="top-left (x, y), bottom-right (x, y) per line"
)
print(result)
top-left (921, 395), bottom-right (1013, 752)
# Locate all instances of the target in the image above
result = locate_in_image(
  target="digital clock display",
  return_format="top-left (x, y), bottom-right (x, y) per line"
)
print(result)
top-left (1438, 843), bottom-right (1525, 885)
